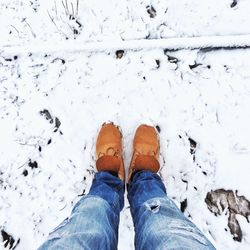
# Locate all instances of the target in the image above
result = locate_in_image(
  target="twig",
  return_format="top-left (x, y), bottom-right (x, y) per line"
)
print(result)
top-left (47, 10), bottom-right (68, 39)
top-left (60, 15), bottom-right (70, 29)
top-left (54, 0), bottom-right (58, 16)
top-left (67, 22), bottom-right (74, 33)
top-left (76, 19), bottom-right (82, 28)
top-left (17, 159), bottom-right (30, 169)
top-left (59, 204), bottom-right (67, 211)
top-left (71, 2), bottom-right (74, 18)
top-left (10, 25), bottom-right (20, 36)
top-left (23, 19), bottom-right (36, 38)
top-left (76, 0), bottom-right (79, 16)
top-left (65, 0), bottom-right (69, 14)
top-left (62, 0), bottom-right (68, 16)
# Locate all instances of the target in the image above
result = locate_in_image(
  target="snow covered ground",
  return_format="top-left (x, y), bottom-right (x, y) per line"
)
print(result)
top-left (1, 1), bottom-right (250, 249)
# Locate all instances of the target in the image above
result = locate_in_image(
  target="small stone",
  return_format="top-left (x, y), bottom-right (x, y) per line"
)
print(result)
top-left (231, 0), bottom-right (237, 8)
top-left (165, 53), bottom-right (179, 63)
top-left (22, 169), bottom-right (28, 176)
top-left (73, 29), bottom-right (79, 35)
top-left (189, 62), bottom-right (202, 70)
top-left (1, 230), bottom-right (19, 249)
top-left (55, 117), bottom-right (61, 129)
top-left (40, 109), bottom-right (53, 124)
top-left (28, 160), bottom-right (38, 169)
top-left (188, 137), bottom-right (197, 155)
top-left (180, 199), bottom-right (188, 213)
top-left (147, 5), bottom-right (157, 18)
top-left (155, 59), bottom-right (160, 69)
top-left (156, 125), bottom-right (161, 133)
top-left (116, 50), bottom-right (124, 59)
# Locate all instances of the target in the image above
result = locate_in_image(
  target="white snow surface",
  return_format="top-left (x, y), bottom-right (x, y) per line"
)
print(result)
top-left (0, 0), bottom-right (250, 250)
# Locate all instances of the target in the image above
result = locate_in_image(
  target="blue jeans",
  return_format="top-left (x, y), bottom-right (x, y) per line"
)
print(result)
top-left (38, 171), bottom-right (216, 250)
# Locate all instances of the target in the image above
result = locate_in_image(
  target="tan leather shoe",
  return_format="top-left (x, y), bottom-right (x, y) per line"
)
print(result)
top-left (96, 123), bottom-right (125, 181)
top-left (127, 124), bottom-right (160, 183)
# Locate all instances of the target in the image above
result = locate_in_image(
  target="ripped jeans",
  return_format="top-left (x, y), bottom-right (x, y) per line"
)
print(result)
top-left (38, 171), bottom-right (216, 250)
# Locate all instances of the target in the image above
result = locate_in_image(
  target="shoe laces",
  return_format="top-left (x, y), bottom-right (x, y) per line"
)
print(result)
top-left (134, 149), bottom-right (157, 157)
top-left (98, 147), bottom-right (120, 158)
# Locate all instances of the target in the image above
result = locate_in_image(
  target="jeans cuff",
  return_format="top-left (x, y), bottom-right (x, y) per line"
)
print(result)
top-left (89, 171), bottom-right (125, 214)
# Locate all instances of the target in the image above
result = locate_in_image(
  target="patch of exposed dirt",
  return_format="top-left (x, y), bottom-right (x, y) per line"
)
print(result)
top-left (205, 189), bottom-right (250, 242)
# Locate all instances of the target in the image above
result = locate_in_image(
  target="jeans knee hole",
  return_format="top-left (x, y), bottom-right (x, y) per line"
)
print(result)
top-left (146, 200), bottom-right (161, 213)
top-left (150, 205), bottom-right (160, 213)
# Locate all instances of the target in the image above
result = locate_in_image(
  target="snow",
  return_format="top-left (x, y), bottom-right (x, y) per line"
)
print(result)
top-left (1, 0), bottom-right (250, 249)
top-left (3, 34), bottom-right (250, 55)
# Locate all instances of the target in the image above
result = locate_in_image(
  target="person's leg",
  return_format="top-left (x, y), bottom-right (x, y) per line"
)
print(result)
top-left (128, 170), bottom-right (216, 250)
top-left (38, 171), bottom-right (124, 250)
top-left (127, 124), bottom-right (216, 250)
top-left (38, 123), bottom-right (126, 250)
